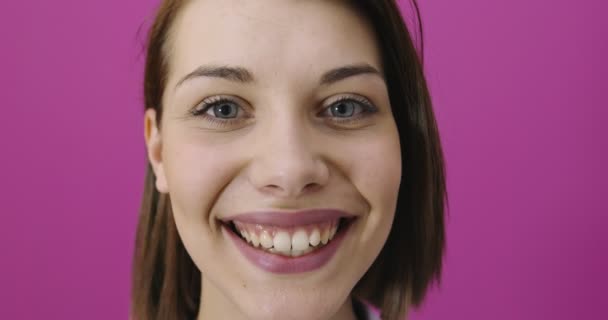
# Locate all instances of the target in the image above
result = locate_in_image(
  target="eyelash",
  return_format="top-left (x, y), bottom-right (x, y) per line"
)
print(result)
top-left (190, 95), bottom-right (378, 127)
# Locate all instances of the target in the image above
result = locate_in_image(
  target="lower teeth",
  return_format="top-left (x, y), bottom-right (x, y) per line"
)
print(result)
top-left (265, 244), bottom-right (320, 257)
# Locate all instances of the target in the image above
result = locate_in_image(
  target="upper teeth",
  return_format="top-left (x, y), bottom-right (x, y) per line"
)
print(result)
top-left (233, 220), bottom-right (339, 257)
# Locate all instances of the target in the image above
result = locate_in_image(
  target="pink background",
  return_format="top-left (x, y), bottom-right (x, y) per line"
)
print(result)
top-left (1, 0), bottom-right (606, 319)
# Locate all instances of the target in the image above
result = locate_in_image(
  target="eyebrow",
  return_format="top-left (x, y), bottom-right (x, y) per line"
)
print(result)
top-left (174, 63), bottom-right (382, 91)
top-left (319, 63), bottom-right (382, 86)
top-left (175, 65), bottom-right (254, 89)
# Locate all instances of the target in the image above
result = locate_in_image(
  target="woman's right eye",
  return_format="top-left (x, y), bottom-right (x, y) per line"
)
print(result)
top-left (191, 97), bottom-right (246, 120)
top-left (205, 101), bottom-right (240, 118)
top-left (188, 96), bottom-right (253, 129)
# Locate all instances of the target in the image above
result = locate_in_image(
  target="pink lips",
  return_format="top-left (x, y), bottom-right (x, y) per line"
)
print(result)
top-left (220, 209), bottom-right (354, 227)
top-left (221, 209), bottom-right (355, 274)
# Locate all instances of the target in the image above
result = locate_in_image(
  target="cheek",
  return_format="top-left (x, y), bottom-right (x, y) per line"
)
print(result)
top-left (162, 131), bottom-right (243, 224)
top-left (161, 130), bottom-right (249, 273)
top-left (350, 130), bottom-right (401, 214)
top-left (341, 126), bottom-right (401, 251)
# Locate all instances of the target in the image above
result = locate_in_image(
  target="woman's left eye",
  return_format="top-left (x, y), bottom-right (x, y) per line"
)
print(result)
top-left (329, 101), bottom-right (359, 117)
top-left (320, 97), bottom-right (376, 119)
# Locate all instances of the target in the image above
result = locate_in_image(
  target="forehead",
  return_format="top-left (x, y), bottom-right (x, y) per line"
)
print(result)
top-left (166, 0), bottom-right (382, 88)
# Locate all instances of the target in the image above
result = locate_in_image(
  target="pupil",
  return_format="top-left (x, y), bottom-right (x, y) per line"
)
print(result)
top-left (333, 102), bottom-right (353, 117)
top-left (217, 104), bottom-right (234, 117)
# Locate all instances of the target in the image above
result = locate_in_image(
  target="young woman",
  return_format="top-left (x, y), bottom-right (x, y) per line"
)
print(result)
top-left (131, 1), bottom-right (447, 319)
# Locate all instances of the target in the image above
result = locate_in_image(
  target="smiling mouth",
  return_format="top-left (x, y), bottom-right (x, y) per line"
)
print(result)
top-left (223, 217), bottom-right (354, 257)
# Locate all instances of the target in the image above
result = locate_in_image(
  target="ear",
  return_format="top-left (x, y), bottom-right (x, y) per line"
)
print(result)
top-left (144, 109), bottom-right (169, 193)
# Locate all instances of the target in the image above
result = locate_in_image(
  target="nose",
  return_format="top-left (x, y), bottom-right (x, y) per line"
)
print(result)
top-left (247, 119), bottom-right (330, 199)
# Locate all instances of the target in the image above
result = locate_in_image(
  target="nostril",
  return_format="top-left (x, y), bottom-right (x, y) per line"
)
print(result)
top-left (264, 184), bottom-right (282, 191)
top-left (302, 183), bottom-right (321, 193)
top-left (259, 182), bottom-right (321, 197)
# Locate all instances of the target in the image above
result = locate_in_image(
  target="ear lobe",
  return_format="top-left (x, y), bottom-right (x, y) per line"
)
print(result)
top-left (144, 108), bottom-right (169, 193)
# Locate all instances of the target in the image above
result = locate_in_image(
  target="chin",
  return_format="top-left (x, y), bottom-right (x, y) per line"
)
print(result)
top-left (237, 291), bottom-right (347, 320)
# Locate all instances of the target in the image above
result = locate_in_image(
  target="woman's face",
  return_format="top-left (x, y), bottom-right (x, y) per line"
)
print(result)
top-left (145, 0), bottom-right (401, 319)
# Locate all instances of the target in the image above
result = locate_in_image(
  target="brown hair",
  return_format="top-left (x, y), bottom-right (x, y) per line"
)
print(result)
top-left (131, 1), bottom-right (447, 320)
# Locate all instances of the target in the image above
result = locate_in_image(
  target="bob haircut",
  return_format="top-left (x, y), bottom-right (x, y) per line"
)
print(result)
top-left (131, 0), bottom-right (447, 319)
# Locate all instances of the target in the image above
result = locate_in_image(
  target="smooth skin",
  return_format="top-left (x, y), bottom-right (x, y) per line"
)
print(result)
top-left (144, 1), bottom-right (402, 319)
